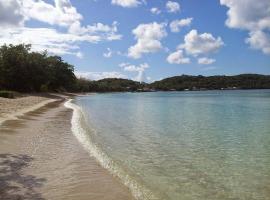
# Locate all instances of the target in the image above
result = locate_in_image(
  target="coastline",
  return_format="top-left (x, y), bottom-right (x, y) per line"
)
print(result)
top-left (65, 99), bottom-right (157, 200)
top-left (0, 94), bottom-right (134, 200)
top-left (0, 94), bottom-right (62, 125)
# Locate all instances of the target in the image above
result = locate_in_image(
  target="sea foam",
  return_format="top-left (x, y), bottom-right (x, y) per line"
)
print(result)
top-left (64, 99), bottom-right (158, 200)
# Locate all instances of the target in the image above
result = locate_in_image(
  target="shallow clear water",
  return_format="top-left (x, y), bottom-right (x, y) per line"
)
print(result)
top-left (74, 90), bottom-right (270, 200)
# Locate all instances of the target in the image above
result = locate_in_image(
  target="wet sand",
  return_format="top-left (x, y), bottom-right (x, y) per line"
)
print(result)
top-left (0, 99), bottom-right (133, 200)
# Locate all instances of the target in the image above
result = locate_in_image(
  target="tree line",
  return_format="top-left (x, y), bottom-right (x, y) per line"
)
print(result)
top-left (150, 74), bottom-right (270, 91)
top-left (0, 44), bottom-right (76, 92)
top-left (0, 44), bottom-right (269, 93)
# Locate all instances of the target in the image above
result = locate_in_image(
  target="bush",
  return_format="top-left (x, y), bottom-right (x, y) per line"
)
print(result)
top-left (0, 44), bottom-right (76, 92)
top-left (0, 91), bottom-right (15, 98)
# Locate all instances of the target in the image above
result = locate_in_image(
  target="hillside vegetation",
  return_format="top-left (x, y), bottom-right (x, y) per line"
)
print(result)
top-left (1, 44), bottom-right (270, 94)
top-left (150, 74), bottom-right (270, 91)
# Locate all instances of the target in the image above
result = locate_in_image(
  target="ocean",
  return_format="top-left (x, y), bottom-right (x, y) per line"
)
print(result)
top-left (66, 90), bottom-right (270, 200)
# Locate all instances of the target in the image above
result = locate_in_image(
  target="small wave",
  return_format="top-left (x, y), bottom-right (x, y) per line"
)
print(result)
top-left (64, 99), bottom-right (158, 200)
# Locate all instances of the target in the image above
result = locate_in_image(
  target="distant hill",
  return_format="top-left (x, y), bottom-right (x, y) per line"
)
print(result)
top-left (1, 44), bottom-right (270, 93)
top-left (90, 78), bottom-right (145, 92)
top-left (76, 78), bottom-right (145, 92)
top-left (76, 74), bottom-right (270, 92)
top-left (149, 74), bottom-right (270, 91)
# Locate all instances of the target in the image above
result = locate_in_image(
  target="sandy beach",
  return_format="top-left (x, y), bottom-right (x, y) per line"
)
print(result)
top-left (0, 95), bottom-right (133, 200)
top-left (0, 94), bottom-right (59, 125)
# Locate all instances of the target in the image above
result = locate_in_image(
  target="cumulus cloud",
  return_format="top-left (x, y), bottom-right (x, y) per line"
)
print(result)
top-left (245, 31), bottom-right (270, 55)
top-left (119, 62), bottom-right (149, 72)
top-left (220, 0), bottom-right (270, 31)
top-left (22, 0), bottom-right (82, 27)
top-left (167, 50), bottom-right (190, 64)
top-left (128, 22), bottom-right (167, 59)
top-left (220, 0), bottom-right (270, 55)
top-left (150, 7), bottom-right (161, 15)
top-left (166, 1), bottom-right (180, 13)
top-left (68, 21), bottom-right (121, 40)
top-left (198, 57), bottom-right (216, 65)
top-left (0, 0), bottom-right (24, 27)
top-left (75, 71), bottom-right (127, 80)
top-left (179, 29), bottom-right (224, 56)
top-left (170, 18), bottom-right (193, 33)
top-left (0, 0), bottom-right (83, 28)
top-left (111, 0), bottom-right (142, 8)
top-left (119, 62), bottom-right (149, 82)
top-left (0, 0), bottom-right (122, 57)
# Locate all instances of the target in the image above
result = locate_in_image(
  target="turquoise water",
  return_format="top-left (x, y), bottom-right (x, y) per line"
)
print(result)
top-left (73, 90), bottom-right (270, 200)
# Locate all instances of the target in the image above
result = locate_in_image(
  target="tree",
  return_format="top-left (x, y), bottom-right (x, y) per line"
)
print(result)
top-left (0, 44), bottom-right (77, 92)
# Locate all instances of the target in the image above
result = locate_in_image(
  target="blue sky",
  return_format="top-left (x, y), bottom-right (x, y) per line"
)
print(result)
top-left (0, 0), bottom-right (269, 82)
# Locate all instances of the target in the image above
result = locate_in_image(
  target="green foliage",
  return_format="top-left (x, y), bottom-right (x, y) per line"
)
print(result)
top-left (0, 44), bottom-right (269, 93)
top-left (0, 91), bottom-right (15, 98)
top-left (75, 78), bottom-right (145, 92)
top-left (0, 44), bottom-right (76, 92)
top-left (150, 74), bottom-right (270, 91)
top-left (75, 78), bottom-right (92, 92)
top-left (95, 78), bottom-right (143, 92)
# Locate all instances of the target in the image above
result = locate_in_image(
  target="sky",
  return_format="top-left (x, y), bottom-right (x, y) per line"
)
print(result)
top-left (0, 0), bottom-right (269, 82)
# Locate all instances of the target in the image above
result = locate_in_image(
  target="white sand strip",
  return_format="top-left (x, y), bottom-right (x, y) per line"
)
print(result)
top-left (0, 98), bottom-right (57, 125)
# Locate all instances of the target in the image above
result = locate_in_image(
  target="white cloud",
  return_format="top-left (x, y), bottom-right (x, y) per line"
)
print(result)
top-left (167, 50), bottom-right (190, 64)
top-left (179, 29), bottom-right (224, 56)
top-left (103, 48), bottom-right (113, 58)
top-left (0, 0), bottom-right (24, 27)
top-left (68, 21), bottom-right (120, 38)
top-left (220, 0), bottom-right (270, 55)
top-left (119, 62), bottom-right (149, 82)
top-left (198, 57), bottom-right (216, 65)
top-left (22, 0), bottom-right (82, 27)
top-left (134, 70), bottom-right (146, 82)
top-left (128, 22), bottom-right (167, 59)
top-left (119, 62), bottom-right (149, 72)
top-left (0, 0), bottom-right (83, 28)
top-left (0, 0), bottom-right (122, 57)
top-left (166, 1), bottom-right (180, 13)
top-left (111, 0), bottom-right (142, 8)
top-left (0, 27), bottom-right (120, 56)
top-left (245, 31), bottom-right (270, 55)
top-left (75, 71), bottom-right (127, 80)
top-left (150, 7), bottom-right (161, 15)
top-left (0, 27), bottom-right (79, 55)
top-left (170, 18), bottom-right (193, 33)
top-left (220, 0), bottom-right (270, 31)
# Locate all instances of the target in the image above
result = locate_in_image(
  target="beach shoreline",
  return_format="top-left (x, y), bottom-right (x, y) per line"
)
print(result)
top-left (0, 93), bottom-right (65, 125)
top-left (0, 94), bottom-right (133, 200)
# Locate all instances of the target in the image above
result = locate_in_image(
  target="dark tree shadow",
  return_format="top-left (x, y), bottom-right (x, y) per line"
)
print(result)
top-left (0, 154), bottom-right (46, 200)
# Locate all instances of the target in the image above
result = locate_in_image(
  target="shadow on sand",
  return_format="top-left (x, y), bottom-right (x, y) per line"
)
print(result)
top-left (0, 154), bottom-right (46, 200)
